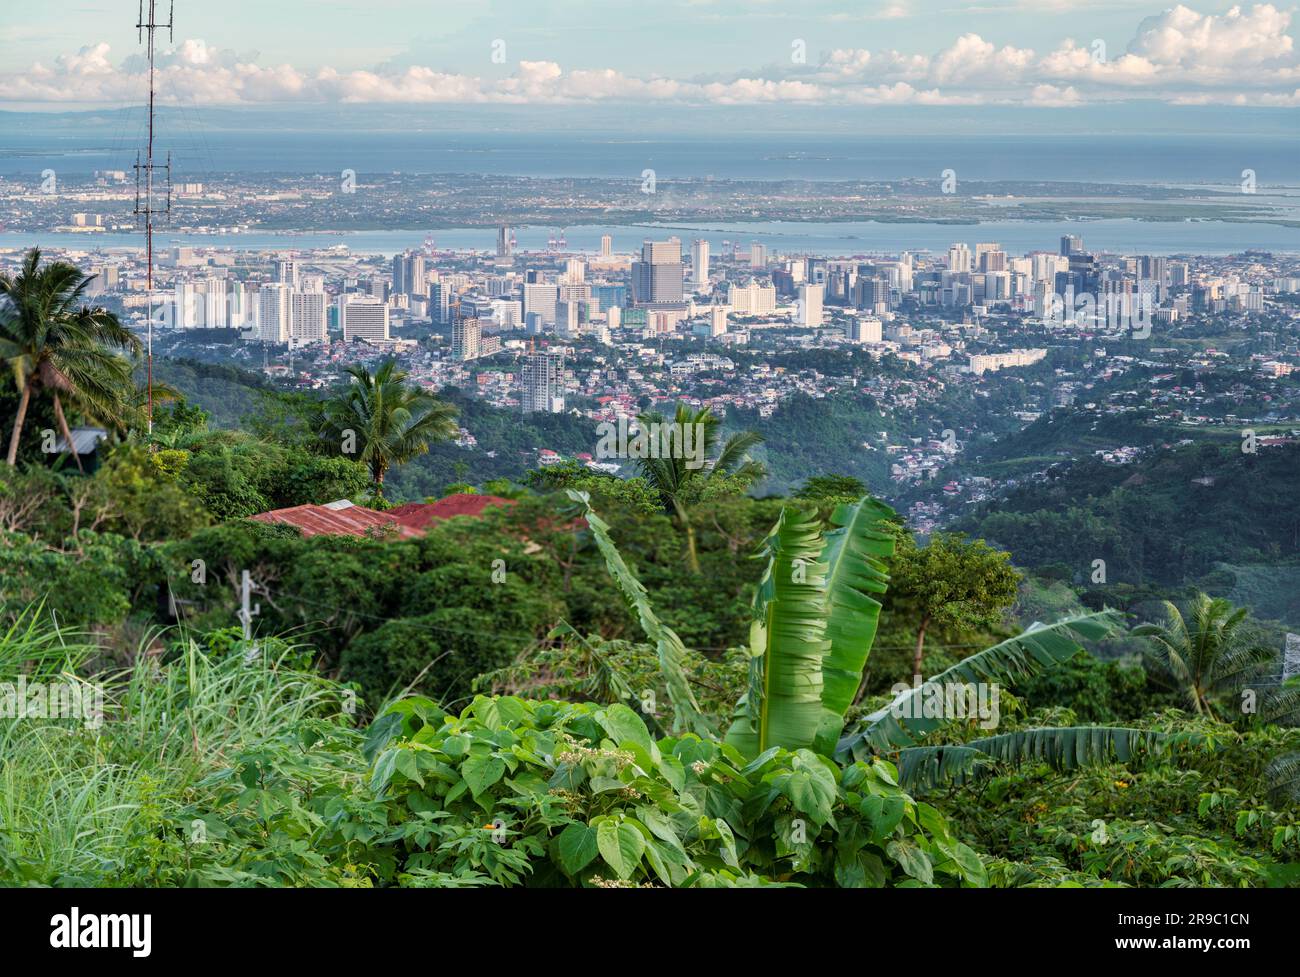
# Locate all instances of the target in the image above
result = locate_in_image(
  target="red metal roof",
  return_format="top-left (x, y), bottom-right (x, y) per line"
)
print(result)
top-left (388, 494), bottom-right (514, 531)
top-left (249, 494), bottom-right (514, 539)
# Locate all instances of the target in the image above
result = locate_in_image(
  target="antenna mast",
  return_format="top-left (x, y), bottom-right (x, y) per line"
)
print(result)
top-left (134, 0), bottom-right (173, 436)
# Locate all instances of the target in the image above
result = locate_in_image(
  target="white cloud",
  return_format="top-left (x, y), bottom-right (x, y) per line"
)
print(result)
top-left (5, 6), bottom-right (1300, 108)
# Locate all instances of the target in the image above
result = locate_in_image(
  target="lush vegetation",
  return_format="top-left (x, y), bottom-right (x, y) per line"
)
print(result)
top-left (1, 248), bottom-right (1297, 888)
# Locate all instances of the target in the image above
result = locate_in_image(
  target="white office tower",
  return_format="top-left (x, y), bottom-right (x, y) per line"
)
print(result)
top-left (521, 350), bottom-right (565, 413)
top-left (173, 281), bottom-right (200, 328)
top-left (524, 311), bottom-right (544, 335)
top-left (258, 284), bottom-right (292, 343)
top-left (564, 259), bottom-right (586, 284)
top-left (846, 315), bottom-right (883, 344)
top-left (301, 273), bottom-right (326, 293)
top-left (452, 317), bottom-right (483, 361)
top-left (291, 291), bottom-right (328, 346)
top-left (339, 294), bottom-right (389, 343)
top-left (203, 278), bottom-right (228, 329)
top-left (798, 283), bottom-right (824, 326)
top-left (275, 258), bottom-right (300, 289)
top-left (600, 234), bottom-right (613, 258)
top-left (708, 305), bottom-right (728, 336)
top-left (947, 243), bottom-right (972, 274)
top-left (750, 243), bottom-right (768, 270)
top-left (556, 300), bottom-right (581, 339)
top-left (898, 252), bottom-right (915, 293)
top-left (523, 282), bottom-right (559, 326)
top-left (606, 306), bottom-right (621, 330)
top-left (727, 281), bottom-right (777, 315)
top-left (497, 225), bottom-right (513, 258)
top-left (229, 281), bottom-right (250, 330)
top-left (493, 299), bottom-right (522, 329)
top-left (1032, 253), bottom-right (1066, 284)
top-left (691, 239), bottom-right (710, 285)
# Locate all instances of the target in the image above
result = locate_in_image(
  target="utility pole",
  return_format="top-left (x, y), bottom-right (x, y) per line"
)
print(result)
top-left (237, 569), bottom-right (260, 643)
top-left (134, 0), bottom-right (174, 436)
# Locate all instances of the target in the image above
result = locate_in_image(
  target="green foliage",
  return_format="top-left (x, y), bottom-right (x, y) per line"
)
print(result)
top-left (361, 694), bottom-right (986, 887)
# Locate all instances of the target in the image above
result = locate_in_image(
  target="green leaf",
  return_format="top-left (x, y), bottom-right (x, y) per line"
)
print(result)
top-left (894, 726), bottom-right (1206, 790)
top-left (773, 750), bottom-right (838, 825)
top-left (555, 822), bottom-right (599, 876)
top-left (394, 749), bottom-right (424, 788)
top-left (838, 610), bottom-right (1126, 759)
top-left (725, 507), bottom-right (829, 755)
top-left (814, 497), bottom-right (895, 754)
top-left (597, 703), bottom-right (654, 755)
top-left (596, 819), bottom-right (646, 880)
top-left (461, 754), bottom-right (506, 798)
top-left (568, 491), bottom-right (714, 739)
top-left (887, 839), bottom-right (934, 884)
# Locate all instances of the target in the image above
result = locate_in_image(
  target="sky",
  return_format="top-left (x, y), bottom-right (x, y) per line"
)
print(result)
top-left (1, 2), bottom-right (1299, 110)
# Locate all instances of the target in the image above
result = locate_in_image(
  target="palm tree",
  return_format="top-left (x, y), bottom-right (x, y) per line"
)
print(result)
top-left (1133, 594), bottom-right (1276, 719)
top-left (0, 249), bottom-right (140, 469)
top-left (634, 403), bottom-right (764, 573)
top-left (319, 358), bottom-right (458, 499)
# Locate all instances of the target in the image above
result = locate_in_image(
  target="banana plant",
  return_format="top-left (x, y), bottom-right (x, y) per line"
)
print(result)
top-left (570, 491), bottom-right (895, 757)
top-left (836, 610), bottom-right (1125, 760)
top-left (894, 726), bottom-right (1208, 791)
top-left (567, 491), bottom-right (714, 738)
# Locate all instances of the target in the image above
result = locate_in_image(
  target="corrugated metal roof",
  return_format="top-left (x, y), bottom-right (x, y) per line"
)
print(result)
top-left (54, 426), bottom-right (109, 455)
top-left (249, 494), bottom-right (514, 539)
top-left (388, 494), bottom-right (514, 531)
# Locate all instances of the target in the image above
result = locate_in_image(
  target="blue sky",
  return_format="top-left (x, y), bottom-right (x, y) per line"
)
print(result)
top-left (1, 2), bottom-right (1297, 109)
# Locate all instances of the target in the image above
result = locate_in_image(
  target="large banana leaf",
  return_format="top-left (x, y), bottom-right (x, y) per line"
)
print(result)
top-left (896, 726), bottom-right (1207, 790)
top-left (724, 507), bottom-right (829, 754)
top-left (568, 491), bottom-right (713, 738)
top-left (837, 610), bottom-right (1124, 761)
top-left (812, 497), bottom-right (895, 755)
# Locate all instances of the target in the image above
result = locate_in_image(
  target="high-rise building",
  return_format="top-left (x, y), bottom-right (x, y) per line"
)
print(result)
top-left (631, 239), bottom-right (685, 306)
top-left (977, 244), bottom-right (1007, 273)
top-left (274, 258), bottom-right (299, 289)
top-left (564, 259), bottom-right (586, 284)
top-left (339, 295), bottom-right (389, 343)
top-left (727, 281), bottom-right (777, 315)
top-left (497, 225), bottom-right (513, 258)
top-left (291, 291), bottom-right (327, 345)
top-left (798, 283), bottom-right (824, 326)
top-left (258, 284), bottom-right (292, 343)
top-left (520, 350), bottom-right (565, 413)
top-left (846, 315), bottom-right (882, 344)
top-left (1060, 235), bottom-right (1084, 257)
top-left (452, 316), bottom-right (483, 361)
top-left (947, 243), bottom-right (972, 274)
top-left (523, 282), bottom-right (559, 325)
top-left (750, 243), bottom-right (768, 270)
top-left (173, 281), bottom-right (200, 328)
top-left (392, 252), bottom-right (426, 296)
top-left (556, 300), bottom-right (581, 339)
top-left (691, 239), bottom-right (710, 285)
top-left (600, 234), bottom-right (613, 258)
